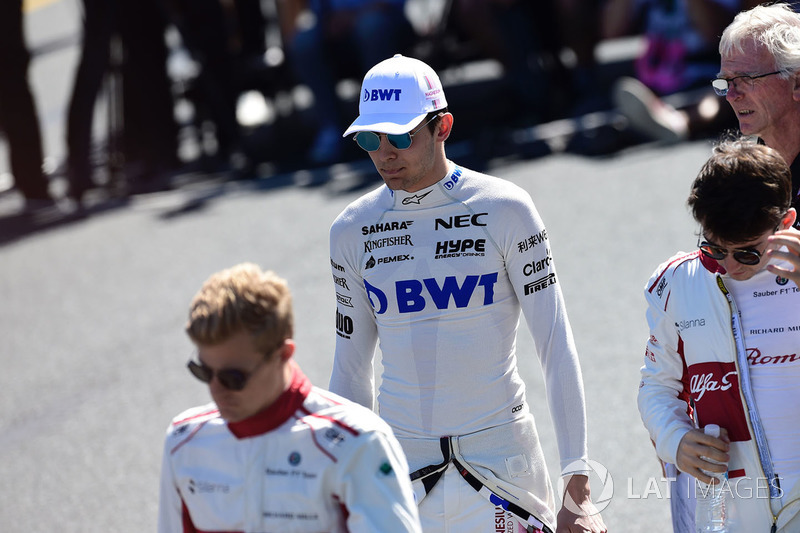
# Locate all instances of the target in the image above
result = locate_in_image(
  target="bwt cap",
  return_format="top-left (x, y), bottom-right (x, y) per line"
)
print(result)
top-left (343, 54), bottom-right (448, 137)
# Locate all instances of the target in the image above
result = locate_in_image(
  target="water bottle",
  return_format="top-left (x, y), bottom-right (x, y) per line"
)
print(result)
top-left (695, 424), bottom-right (729, 533)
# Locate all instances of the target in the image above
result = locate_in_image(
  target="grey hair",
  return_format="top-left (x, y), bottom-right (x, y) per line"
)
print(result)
top-left (720, 3), bottom-right (800, 76)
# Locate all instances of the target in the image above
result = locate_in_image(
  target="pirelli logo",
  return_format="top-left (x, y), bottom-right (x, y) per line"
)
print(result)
top-left (523, 273), bottom-right (556, 295)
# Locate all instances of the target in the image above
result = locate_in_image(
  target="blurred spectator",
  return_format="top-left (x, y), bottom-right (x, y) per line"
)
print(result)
top-left (0, 0), bottom-right (53, 210)
top-left (168, 0), bottom-right (251, 173)
top-left (277, 0), bottom-right (415, 165)
top-left (603, 0), bottom-right (741, 143)
top-left (549, 0), bottom-right (607, 115)
top-left (66, 0), bottom-right (179, 204)
top-left (448, 0), bottom-right (551, 123)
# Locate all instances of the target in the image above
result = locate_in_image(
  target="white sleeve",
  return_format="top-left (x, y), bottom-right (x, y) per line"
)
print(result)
top-left (328, 213), bottom-right (380, 410)
top-left (157, 429), bottom-right (183, 533)
top-left (338, 429), bottom-right (422, 532)
top-left (503, 195), bottom-right (589, 474)
top-left (637, 264), bottom-right (694, 466)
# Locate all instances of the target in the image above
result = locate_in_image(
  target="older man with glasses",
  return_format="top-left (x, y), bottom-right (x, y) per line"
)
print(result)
top-left (716, 2), bottom-right (800, 230)
top-left (157, 263), bottom-right (422, 533)
top-left (639, 137), bottom-right (800, 532)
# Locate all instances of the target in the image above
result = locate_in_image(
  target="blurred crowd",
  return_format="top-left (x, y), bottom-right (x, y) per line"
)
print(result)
top-left (0, 0), bottom-right (789, 213)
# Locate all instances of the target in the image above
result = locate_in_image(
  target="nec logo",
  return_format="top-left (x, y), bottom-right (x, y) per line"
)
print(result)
top-left (364, 273), bottom-right (498, 314)
top-left (435, 212), bottom-right (488, 230)
top-left (364, 88), bottom-right (402, 102)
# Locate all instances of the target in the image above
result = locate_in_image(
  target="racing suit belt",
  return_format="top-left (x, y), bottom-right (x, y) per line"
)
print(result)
top-left (400, 415), bottom-right (556, 532)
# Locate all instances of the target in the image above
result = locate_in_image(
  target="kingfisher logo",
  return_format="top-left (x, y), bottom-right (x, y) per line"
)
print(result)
top-left (364, 88), bottom-right (402, 102)
top-left (364, 273), bottom-right (498, 314)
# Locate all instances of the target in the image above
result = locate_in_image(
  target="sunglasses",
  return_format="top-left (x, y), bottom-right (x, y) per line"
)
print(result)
top-left (353, 114), bottom-right (439, 152)
top-left (697, 237), bottom-right (765, 266)
top-left (187, 343), bottom-right (283, 391)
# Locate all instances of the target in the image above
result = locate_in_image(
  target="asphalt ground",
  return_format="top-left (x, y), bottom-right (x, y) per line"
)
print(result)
top-left (0, 1), bottom-right (725, 531)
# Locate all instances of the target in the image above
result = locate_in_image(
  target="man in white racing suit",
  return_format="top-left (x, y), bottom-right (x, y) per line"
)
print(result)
top-left (158, 263), bottom-right (421, 533)
top-left (328, 54), bottom-right (607, 533)
top-left (638, 138), bottom-right (800, 531)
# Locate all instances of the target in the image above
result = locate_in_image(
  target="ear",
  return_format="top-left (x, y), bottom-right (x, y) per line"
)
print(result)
top-left (793, 72), bottom-right (800, 102)
top-left (436, 113), bottom-right (454, 143)
top-left (279, 339), bottom-right (296, 361)
top-left (782, 208), bottom-right (797, 229)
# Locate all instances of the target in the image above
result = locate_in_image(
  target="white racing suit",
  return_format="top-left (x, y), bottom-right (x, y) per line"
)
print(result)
top-left (639, 250), bottom-right (800, 531)
top-left (157, 364), bottom-right (421, 533)
top-left (329, 163), bottom-right (592, 532)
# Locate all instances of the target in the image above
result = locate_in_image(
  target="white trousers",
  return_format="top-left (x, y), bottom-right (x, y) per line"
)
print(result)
top-left (418, 463), bottom-right (540, 533)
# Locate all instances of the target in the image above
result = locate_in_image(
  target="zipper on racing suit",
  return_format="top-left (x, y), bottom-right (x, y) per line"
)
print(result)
top-left (716, 276), bottom-right (782, 522)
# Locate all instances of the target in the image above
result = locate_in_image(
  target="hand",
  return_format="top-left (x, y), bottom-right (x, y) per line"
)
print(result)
top-left (766, 228), bottom-right (800, 287)
top-left (676, 428), bottom-right (730, 484)
top-left (556, 474), bottom-right (608, 532)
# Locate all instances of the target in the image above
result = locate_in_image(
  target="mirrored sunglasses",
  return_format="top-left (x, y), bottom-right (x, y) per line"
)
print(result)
top-left (697, 239), bottom-right (763, 266)
top-left (353, 114), bottom-right (439, 152)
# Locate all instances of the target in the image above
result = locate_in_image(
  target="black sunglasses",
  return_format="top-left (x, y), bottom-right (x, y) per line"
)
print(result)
top-left (697, 237), bottom-right (765, 266)
top-left (353, 114), bottom-right (439, 152)
top-left (187, 343), bottom-right (283, 391)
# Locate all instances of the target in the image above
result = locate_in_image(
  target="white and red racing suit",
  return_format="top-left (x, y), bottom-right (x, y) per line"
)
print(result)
top-left (328, 163), bottom-right (591, 532)
top-left (639, 250), bottom-right (800, 531)
top-left (157, 363), bottom-right (421, 533)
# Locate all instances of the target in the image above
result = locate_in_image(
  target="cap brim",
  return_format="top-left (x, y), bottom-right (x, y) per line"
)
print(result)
top-left (342, 112), bottom-right (429, 137)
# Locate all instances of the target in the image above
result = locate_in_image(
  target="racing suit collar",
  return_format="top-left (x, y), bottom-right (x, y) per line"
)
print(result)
top-left (699, 249), bottom-right (727, 275)
top-left (227, 361), bottom-right (312, 439)
top-left (391, 162), bottom-right (460, 210)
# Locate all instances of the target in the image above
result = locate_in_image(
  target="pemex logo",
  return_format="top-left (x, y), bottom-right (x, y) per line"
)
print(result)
top-left (557, 459), bottom-right (614, 515)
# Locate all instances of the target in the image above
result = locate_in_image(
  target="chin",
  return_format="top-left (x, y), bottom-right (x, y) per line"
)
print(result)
top-left (727, 270), bottom-right (757, 281)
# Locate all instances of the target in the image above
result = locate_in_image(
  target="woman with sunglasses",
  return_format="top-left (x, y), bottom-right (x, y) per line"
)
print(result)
top-left (158, 263), bottom-right (422, 533)
top-left (638, 137), bottom-right (800, 532)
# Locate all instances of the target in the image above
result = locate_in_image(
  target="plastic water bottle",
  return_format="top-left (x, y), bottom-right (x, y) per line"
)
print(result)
top-left (695, 424), bottom-right (729, 533)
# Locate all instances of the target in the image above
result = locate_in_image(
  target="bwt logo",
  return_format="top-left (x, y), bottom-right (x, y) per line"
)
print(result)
top-left (364, 273), bottom-right (498, 314)
top-left (364, 88), bottom-right (402, 102)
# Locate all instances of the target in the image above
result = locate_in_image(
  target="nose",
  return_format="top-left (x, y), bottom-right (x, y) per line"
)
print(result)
top-left (374, 135), bottom-right (397, 158)
top-left (725, 80), bottom-right (742, 101)
top-left (719, 254), bottom-right (747, 274)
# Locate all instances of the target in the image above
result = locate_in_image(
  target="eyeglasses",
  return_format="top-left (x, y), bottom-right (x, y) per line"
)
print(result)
top-left (697, 236), bottom-right (766, 265)
top-left (711, 71), bottom-right (782, 96)
top-left (187, 343), bottom-right (283, 391)
top-left (353, 114), bottom-right (439, 152)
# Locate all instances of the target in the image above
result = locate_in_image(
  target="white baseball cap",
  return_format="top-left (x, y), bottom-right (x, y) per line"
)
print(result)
top-left (343, 54), bottom-right (448, 137)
